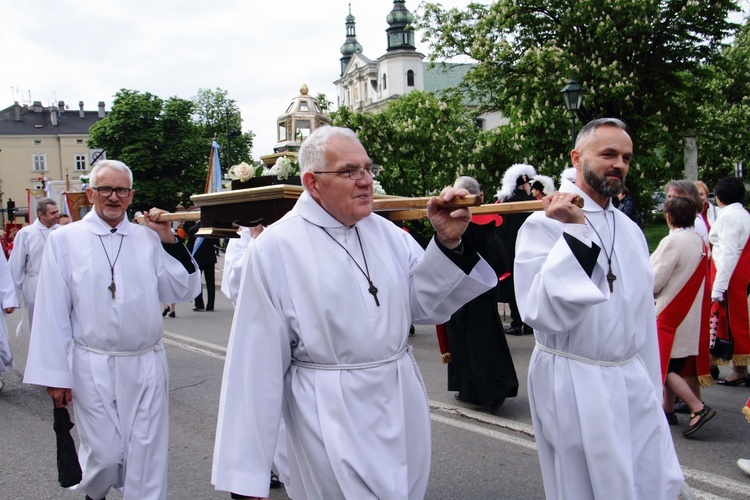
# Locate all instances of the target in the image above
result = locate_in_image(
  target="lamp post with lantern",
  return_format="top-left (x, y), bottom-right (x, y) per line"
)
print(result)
top-left (560, 79), bottom-right (585, 149)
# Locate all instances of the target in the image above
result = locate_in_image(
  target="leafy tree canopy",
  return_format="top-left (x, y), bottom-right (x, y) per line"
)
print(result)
top-left (417, 0), bottom-right (742, 208)
top-left (192, 88), bottom-right (254, 168)
top-left (695, 19), bottom-right (750, 189)
top-left (88, 88), bottom-right (254, 213)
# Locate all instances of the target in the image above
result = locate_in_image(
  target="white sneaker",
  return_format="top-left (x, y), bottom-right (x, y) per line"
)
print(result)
top-left (0, 379), bottom-right (4, 392)
top-left (738, 458), bottom-right (750, 476)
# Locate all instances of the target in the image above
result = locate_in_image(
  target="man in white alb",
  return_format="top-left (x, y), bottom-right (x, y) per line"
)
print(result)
top-left (23, 160), bottom-right (201, 500)
top-left (212, 126), bottom-right (496, 500)
top-left (514, 118), bottom-right (685, 499)
top-left (8, 197), bottom-right (60, 334)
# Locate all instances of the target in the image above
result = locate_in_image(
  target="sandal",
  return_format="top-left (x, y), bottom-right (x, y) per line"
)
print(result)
top-left (682, 405), bottom-right (716, 437)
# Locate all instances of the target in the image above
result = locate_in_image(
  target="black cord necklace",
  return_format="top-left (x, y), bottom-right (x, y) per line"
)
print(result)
top-left (321, 227), bottom-right (380, 306)
top-left (583, 212), bottom-right (617, 293)
top-left (97, 232), bottom-right (124, 299)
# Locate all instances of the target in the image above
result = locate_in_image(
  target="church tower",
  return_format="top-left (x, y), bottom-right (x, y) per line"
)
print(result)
top-left (339, 3), bottom-right (363, 76)
top-left (377, 0), bottom-right (424, 102)
top-left (385, 0), bottom-right (416, 52)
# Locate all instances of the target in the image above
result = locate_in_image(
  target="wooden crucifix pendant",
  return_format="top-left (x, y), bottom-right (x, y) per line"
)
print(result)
top-left (368, 281), bottom-right (380, 307)
top-left (108, 280), bottom-right (116, 299)
top-left (606, 269), bottom-right (617, 293)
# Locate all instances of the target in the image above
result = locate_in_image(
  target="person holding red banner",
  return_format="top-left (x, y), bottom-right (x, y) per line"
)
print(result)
top-left (652, 196), bottom-right (715, 436)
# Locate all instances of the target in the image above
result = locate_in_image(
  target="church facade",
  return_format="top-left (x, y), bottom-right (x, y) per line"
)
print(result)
top-left (333, 1), bottom-right (506, 130)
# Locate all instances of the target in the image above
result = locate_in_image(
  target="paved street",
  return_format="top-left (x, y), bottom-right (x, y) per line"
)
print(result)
top-left (2, 255), bottom-right (750, 499)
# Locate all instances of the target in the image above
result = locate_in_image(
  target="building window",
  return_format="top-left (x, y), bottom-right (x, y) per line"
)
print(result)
top-left (278, 121), bottom-right (288, 141)
top-left (34, 139), bottom-right (42, 144)
top-left (32, 154), bottom-right (47, 172)
top-left (75, 154), bottom-right (87, 171)
top-left (299, 101), bottom-right (309, 112)
top-left (382, 74), bottom-right (387, 90)
top-left (76, 139), bottom-right (84, 144)
top-left (407, 70), bottom-right (415, 87)
top-left (475, 118), bottom-right (486, 131)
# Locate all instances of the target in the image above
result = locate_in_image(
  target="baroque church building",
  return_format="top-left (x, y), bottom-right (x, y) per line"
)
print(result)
top-left (333, 1), bottom-right (506, 131)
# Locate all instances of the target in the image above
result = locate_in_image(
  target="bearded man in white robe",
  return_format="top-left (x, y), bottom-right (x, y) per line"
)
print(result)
top-left (514, 118), bottom-right (685, 499)
top-left (212, 126), bottom-right (496, 500)
top-left (24, 160), bottom-right (201, 500)
top-left (8, 197), bottom-right (60, 334)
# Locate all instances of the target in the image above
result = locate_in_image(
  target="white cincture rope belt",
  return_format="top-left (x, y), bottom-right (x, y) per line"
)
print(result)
top-left (535, 342), bottom-right (639, 367)
top-left (75, 342), bottom-right (161, 357)
top-left (292, 345), bottom-right (410, 371)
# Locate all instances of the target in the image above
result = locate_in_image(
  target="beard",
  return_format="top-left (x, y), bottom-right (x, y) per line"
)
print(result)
top-left (582, 159), bottom-right (625, 198)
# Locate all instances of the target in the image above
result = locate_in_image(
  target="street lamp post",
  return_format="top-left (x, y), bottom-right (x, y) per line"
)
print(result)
top-left (560, 79), bottom-right (585, 149)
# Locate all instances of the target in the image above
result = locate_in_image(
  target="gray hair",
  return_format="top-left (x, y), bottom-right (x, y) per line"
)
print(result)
top-left (575, 118), bottom-right (628, 149)
top-left (36, 197), bottom-right (57, 216)
top-left (298, 126), bottom-right (361, 174)
top-left (90, 159), bottom-right (133, 188)
top-left (665, 179), bottom-right (702, 214)
top-left (454, 176), bottom-right (481, 195)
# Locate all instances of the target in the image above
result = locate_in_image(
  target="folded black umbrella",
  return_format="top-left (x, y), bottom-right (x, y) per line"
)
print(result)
top-left (53, 406), bottom-right (82, 487)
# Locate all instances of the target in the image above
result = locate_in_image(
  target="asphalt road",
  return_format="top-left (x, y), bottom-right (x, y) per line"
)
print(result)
top-left (2, 257), bottom-right (750, 499)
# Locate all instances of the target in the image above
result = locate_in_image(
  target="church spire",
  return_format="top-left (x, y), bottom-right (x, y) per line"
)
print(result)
top-left (339, 3), bottom-right (363, 76)
top-left (385, 0), bottom-right (416, 52)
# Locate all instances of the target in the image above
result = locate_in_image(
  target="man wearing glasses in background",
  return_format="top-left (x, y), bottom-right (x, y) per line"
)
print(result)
top-left (24, 159), bottom-right (201, 500)
top-left (213, 126), bottom-right (496, 499)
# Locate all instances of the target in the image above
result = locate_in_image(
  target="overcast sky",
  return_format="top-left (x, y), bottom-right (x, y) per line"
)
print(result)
top-left (2, 0), bottom-right (746, 164)
top-left (0, 0), bottom-right (484, 163)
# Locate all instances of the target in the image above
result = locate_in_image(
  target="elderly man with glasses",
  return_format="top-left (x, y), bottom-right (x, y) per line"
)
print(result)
top-left (24, 159), bottom-right (201, 500)
top-left (213, 126), bottom-right (496, 500)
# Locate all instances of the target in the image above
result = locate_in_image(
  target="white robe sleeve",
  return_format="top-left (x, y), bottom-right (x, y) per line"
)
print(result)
top-left (515, 215), bottom-right (608, 333)
top-left (23, 234), bottom-right (75, 388)
top-left (710, 209), bottom-right (749, 293)
top-left (0, 253), bottom-right (19, 309)
top-left (212, 241), bottom-right (291, 497)
top-left (7, 229), bottom-right (28, 294)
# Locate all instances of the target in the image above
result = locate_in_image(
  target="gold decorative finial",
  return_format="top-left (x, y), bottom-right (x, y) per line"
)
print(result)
top-left (300, 84), bottom-right (309, 95)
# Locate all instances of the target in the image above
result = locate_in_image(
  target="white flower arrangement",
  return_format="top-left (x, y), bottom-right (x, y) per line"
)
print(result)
top-left (373, 179), bottom-right (386, 195)
top-left (228, 162), bottom-right (257, 182)
top-left (262, 155), bottom-right (299, 181)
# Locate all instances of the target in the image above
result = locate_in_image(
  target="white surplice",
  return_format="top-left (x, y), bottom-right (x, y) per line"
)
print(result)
top-left (212, 190), bottom-right (496, 500)
top-left (8, 218), bottom-right (59, 334)
top-left (0, 252), bottom-right (20, 373)
top-left (219, 226), bottom-right (253, 304)
top-left (514, 179), bottom-right (684, 500)
top-left (23, 210), bottom-right (201, 500)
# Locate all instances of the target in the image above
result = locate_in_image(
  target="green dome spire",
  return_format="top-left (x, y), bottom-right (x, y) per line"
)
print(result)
top-left (339, 3), bottom-right (363, 75)
top-left (386, 0), bottom-right (416, 52)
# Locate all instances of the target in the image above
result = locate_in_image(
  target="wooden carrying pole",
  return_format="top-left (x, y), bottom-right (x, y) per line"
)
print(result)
top-left (135, 195), bottom-right (582, 223)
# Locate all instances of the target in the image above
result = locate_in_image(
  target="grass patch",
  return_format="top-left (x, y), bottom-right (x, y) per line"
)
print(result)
top-left (643, 220), bottom-right (669, 253)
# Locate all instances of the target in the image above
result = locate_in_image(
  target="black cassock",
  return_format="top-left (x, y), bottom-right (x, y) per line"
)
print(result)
top-left (447, 217), bottom-right (519, 406)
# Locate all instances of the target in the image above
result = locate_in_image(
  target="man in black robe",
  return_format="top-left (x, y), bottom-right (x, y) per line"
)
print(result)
top-left (447, 176), bottom-right (519, 414)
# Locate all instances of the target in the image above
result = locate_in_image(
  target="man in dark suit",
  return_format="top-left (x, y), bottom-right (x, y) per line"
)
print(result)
top-left (188, 221), bottom-right (216, 311)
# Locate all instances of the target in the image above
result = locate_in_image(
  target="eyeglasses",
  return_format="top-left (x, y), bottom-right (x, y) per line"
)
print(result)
top-left (91, 186), bottom-right (133, 198)
top-left (314, 164), bottom-right (381, 180)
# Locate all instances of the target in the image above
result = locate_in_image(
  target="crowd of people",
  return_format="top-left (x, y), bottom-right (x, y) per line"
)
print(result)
top-left (0, 121), bottom-right (749, 498)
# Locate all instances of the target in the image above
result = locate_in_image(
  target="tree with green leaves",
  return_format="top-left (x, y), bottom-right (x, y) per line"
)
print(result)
top-left (333, 90), bottom-right (482, 196)
top-left (88, 89), bottom-right (207, 212)
top-left (333, 90), bottom-right (489, 244)
top-left (192, 88), bottom-right (254, 169)
top-left (417, 0), bottom-right (741, 210)
top-left (696, 19), bottom-right (750, 190)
